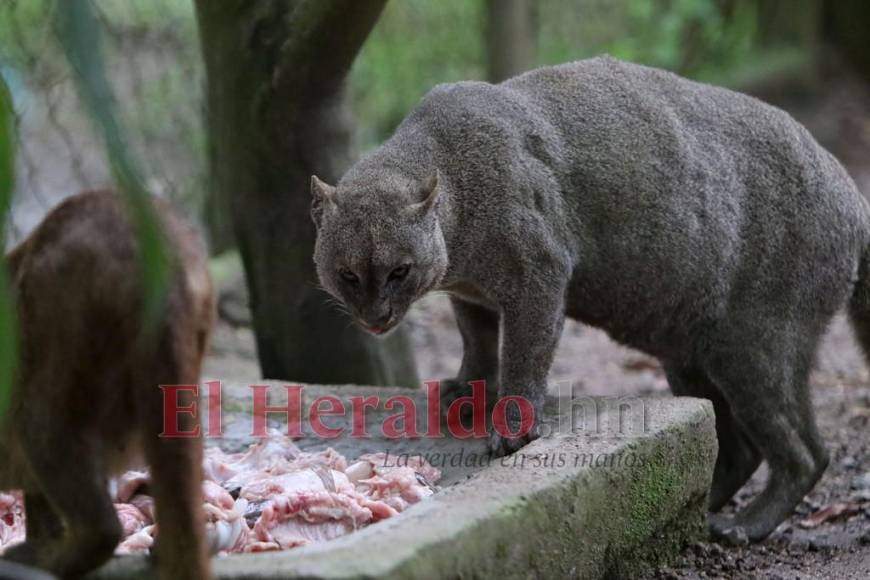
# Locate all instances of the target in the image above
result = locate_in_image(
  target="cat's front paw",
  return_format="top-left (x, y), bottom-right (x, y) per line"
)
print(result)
top-left (487, 402), bottom-right (541, 456)
top-left (438, 378), bottom-right (469, 412)
top-left (438, 378), bottom-right (496, 418)
top-left (487, 430), bottom-right (538, 457)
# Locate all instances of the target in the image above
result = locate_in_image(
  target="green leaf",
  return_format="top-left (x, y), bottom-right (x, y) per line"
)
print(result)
top-left (0, 73), bottom-right (17, 418)
top-left (54, 0), bottom-right (170, 329)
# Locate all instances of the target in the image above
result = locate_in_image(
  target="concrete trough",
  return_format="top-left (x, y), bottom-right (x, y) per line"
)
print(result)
top-left (93, 384), bottom-right (717, 579)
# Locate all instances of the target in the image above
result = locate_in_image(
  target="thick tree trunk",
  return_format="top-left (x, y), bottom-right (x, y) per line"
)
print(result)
top-left (823, 0), bottom-right (870, 81)
top-left (202, 183), bottom-right (234, 256)
top-left (484, 0), bottom-right (537, 83)
top-left (195, 0), bottom-right (418, 386)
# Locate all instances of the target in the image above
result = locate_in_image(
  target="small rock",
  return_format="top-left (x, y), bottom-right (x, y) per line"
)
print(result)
top-left (719, 526), bottom-right (749, 546)
top-left (851, 472), bottom-right (870, 490)
top-left (801, 497), bottom-right (822, 511)
top-left (775, 520), bottom-right (792, 535)
top-left (841, 455), bottom-right (857, 469)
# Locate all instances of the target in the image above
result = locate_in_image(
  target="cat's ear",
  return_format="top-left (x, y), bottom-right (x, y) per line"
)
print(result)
top-left (311, 175), bottom-right (337, 229)
top-left (409, 170), bottom-right (440, 215)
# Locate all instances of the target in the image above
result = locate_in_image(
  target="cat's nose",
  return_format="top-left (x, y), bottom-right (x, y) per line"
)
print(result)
top-left (372, 310), bottom-right (393, 327)
top-left (363, 308), bottom-right (394, 334)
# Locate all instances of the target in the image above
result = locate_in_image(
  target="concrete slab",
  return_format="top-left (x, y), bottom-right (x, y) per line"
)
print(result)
top-left (92, 384), bottom-right (717, 580)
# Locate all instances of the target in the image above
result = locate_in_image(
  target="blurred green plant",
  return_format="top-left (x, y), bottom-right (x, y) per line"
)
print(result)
top-left (0, 0), bottom-right (206, 219)
top-left (351, 0), bottom-right (485, 146)
top-left (352, 0), bottom-right (766, 146)
top-left (0, 73), bottom-right (16, 418)
top-left (54, 0), bottom-right (170, 327)
top-left (0, 0), bottom-right (820, 238)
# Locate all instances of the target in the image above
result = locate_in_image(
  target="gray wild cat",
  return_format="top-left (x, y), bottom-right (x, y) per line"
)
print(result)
top-left (310, 56), bottom-right (870, 542)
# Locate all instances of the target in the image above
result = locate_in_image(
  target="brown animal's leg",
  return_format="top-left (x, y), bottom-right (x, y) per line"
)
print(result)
top-left (11, 434), bottom-right (121, 577)
top-left (702, 330), bottom-right (828, 542)
top-left (142, 432), bottom-right (207, 579)
top-left (664, 362), bottom-right (761, 511)
top-left (22, 493), bottom-right (64, 543)
top-left (137, 323), bottom-right (209, 580)
top-left (1, 491), bottom-right (65, 566)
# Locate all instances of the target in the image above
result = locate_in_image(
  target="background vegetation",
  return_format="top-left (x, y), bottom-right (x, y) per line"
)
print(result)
top-left (0, 0), bottom-right (808, 235)
top-left (0, 0), bottom-right (867, 388)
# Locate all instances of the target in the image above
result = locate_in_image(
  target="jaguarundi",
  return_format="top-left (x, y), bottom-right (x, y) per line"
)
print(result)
top-left (310, 56), bottom-right (870, 542)
top-left (0, 191), bottom-right (214, 578)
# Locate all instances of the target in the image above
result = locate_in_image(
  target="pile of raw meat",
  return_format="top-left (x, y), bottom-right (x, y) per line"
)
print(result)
top-left (0, 432), bottom-right (440, 555)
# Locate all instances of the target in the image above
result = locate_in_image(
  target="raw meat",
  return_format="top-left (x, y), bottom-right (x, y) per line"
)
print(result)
top-left (0, 433), bottom-right (439, 556)
top-left (0, 492), bottom-right (24, 550)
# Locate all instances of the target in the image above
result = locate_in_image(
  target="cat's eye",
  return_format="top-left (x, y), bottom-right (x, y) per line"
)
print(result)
top-left (388, 264), bottom-right (411, 281)
top-left (339, 269), bottom-right (359, 284)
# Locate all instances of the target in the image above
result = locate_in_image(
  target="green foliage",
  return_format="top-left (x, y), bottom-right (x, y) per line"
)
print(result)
top-left (94, 0), bottom-right (206, 217)
top-left (351, 0), bottom-right (485, 147)
top-left (97, 0), bottom-right (197, 30)
top-left (352, 0), bottom-right (764, 148)
top-left (0, 0), bottom-right (815, 229)
top-left (0, 0), bottom-right (206, 218)
top-left (54, 0), bottom-right (170, 329)
top-left (0, 74), bottom-right (16, 418)
top-left (544, 0), bottom-right (758, 77)
top-left (0, 0), bottom-right (56, 71)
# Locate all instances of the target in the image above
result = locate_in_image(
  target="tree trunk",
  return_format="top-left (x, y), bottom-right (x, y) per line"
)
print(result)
top-left (484, 0), bottom-right (537, 83)
top-left (195, 0), bottom-right (419, 386)
top-left (823, 0), bottom-right (870, 81)
top-left (202, 182), bottom-right (234, 256)
top-left (756, 0), bottom-right (821, 51)
top-left (752, 0), bottom-right (870, 81)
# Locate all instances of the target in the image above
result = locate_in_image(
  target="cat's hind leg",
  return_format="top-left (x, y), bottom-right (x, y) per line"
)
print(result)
top-left (701, 323), bottom-right (828, 542)
top-left (664, 362), bottom-right (761, 512)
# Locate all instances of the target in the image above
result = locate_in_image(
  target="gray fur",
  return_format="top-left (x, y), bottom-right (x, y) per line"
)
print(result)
top-left (311, 56), bottom-right (870, 542)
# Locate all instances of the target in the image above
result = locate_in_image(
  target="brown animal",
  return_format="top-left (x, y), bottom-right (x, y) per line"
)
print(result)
top-left (0, 191), bottom-right (214, 579)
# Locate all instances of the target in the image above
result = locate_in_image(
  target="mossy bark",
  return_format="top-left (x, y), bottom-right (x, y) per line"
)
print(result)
top-left (194, 0), bottom-right (418, 386)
